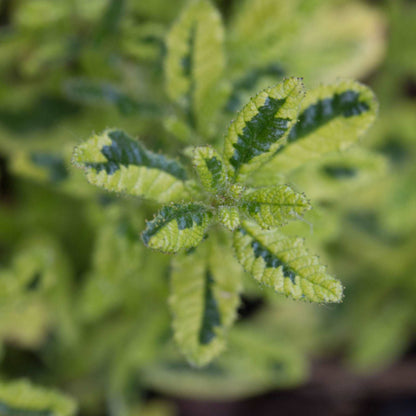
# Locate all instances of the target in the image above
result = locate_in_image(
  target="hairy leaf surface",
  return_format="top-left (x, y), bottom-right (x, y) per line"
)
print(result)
top-left (170, 238), bottom-right (242, 366)
top-left (218, 206), bottom-right (241, 231)
top-left (240, 185), bottom-right (310, 228)
top-left (223, 78), bottom-right (304, 181)
top-left (192, 146), bottom-right (227, 192)
top-left (142, 204), bottom-right (212, 253)
top-left (234, 222), bottom-right (343, 303)
top-left (260, 80), bottom-right (377, 176)
top-left (72, 129), bottom-right (189, 202)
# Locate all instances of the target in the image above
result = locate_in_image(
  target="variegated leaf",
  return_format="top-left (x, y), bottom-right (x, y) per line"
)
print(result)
top-left (218, 206), bottom-right (240, 231)
top-left (260, 80), bottom-right (378, 176)
top-left (223, 77), bottom-right (304, 182)
top-left (0, 380), bottom-right (77, 416)
top-left (240, 185), bottom-right (310, 228)
top-left (165, 0), bottom-right (225, 135)
top-left (234, 222), bottom-right (343, 303)
top-left (289, 148), bottom-right (387, 202)
top-left (192, 146), bottom-right (227, 192)
top-left (142, 203), bottom-right (212, 253)
top-left (170, 237), bottom-right (242, 366)
top-left (72, 129), bottom-right (189, 203)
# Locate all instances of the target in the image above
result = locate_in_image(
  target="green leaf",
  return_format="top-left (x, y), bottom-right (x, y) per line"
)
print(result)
top-left (165, 0), bottom-right (225, 135)
top-left (233, 222), bottom-right (343, 303)
top-left (260, 80), bottom-right (378, 176)
top-left (289, 148), bottom-right (387, 202)
top-left (170, 238), bottom-right (242, 366)
top-left (218, 206), bottom-right (240, 231)
top-left (223, 77), bottom-right (304, 182)
top-left (142, 204), bottom-right (213, 253)
top-left (79, 207), bottom-right (145, 322)
top-left (0, 236), bottom-right (71, 299)
top-left (240, 185), bottom-right (311, 229)
top-left (0, 379), bottom-right (77, 416)
top-left (192, 146), bottom-right (227, 192)
top-left (72, 129), bottom-right (189, 203)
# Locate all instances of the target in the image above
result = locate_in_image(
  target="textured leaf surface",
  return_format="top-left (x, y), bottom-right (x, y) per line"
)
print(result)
top-left (165, 0), bottom-right (225, 134)
top-left (261, 80), bottom-right (377, 175)
top-left (234, 222), bottom-right (343, 303)
top-left (218, 206), bottom-right (240, 231)
top-left (223, 78), bottom-right (304, 181)
top-left (72, 129), bottom-right (188, 202)
top-left (142, 204), bottom-right (212, 253)
top-left (170, 238), bottom-right (242, 366)
top-left (241, 185), bottom-right (310, 228)
top-left (192, 146), bottom-right (227, 192)
top-left (0, 380), bottom-right (77, 416)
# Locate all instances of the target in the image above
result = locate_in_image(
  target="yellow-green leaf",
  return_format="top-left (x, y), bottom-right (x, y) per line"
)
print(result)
top-left (0, 379), bottom-right (77, 416)
top-left (142, 204), bottom-right (213, 253)
top-left (234, 222), bottom-right (343, 303)
top-left (240, 185), bottom-right (310, 228)
top-left (165, 0), bottom-right (225, 136)
top-left (72, 129), bottom-right (189, 203)
top-left (192, 146), bottom-right (227, 192)
top-left (223, 77), bottom-right (304, 182)
top-left (170, 237), bottom-right (242, 366)
top-left (260, 80), bottom-right (378, 176)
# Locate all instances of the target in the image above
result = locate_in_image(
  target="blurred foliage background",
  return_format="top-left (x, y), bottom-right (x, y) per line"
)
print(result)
top-left (0, 0), bottom-right (415, 415)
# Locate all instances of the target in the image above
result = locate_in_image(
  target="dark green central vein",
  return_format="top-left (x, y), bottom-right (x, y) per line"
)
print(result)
top-left (205, 156), bottom-right (223, 187)
top-left (199, 270), bottom-right (221, 345)
top-left (240, 228), bottom-right (296, 284)
top-left (86, 130), bottom-right (187, 180)
top-left (288, 90), bottom-right (370, 143)
top-left (229, 97), bottom-right (289, 173)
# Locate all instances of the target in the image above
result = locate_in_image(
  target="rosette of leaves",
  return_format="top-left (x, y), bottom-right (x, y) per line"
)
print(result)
top-left (73, 74), bottom-right (378, 366)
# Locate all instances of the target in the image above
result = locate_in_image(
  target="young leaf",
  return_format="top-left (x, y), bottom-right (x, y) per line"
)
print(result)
top-left (165, 0), bottom-right (225, 135)
top-left (0, 379), bottom-right (77, 416)
top-left (260, 80), bottom-right (378, 176)
top-left (170, 238), bottom-right (242, 366)
top-left (142, 204), bottom-right (212, 253)
top-left (192, 146), bottom-right (227, 192)
top-left (234, 222), bottom-right (343, 303)
top-left (72, 129), bottom-right (189, 202)
top-left (240, 185), bottom-right (310, 229)
top-left (218, 206), bottom-right (240, 231)
top-left (223, 77), bottom-right (304, 182)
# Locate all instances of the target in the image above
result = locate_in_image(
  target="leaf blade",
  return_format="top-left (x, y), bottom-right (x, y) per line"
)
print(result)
top-left (233, 222), bottom-right (343, 303)
top-left (170, 238), bottom-right (242, 366)
top-left (240, 185), bottom-right (311, 228)
top-left (72, 129), bottom-right (189, 202)
top-left (142, 203), bottom-right (212, 253)
top-left (223, 77), bottom-right (304, 182)
top-left (165, 0), bottom-right (225, 136)
top-left (260, 80), bottom-right (378, 176)
top-left (192, 145), bottom-right (227, 192)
